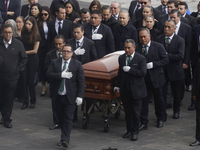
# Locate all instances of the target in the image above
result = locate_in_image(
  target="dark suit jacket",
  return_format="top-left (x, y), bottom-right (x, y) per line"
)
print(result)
top-left (83, 23), bottom-right (115, 58)
top-left (135, 41), bottom-right (168, 88)
top-left (21, 4), bottom-right (29, 18)
top-left (101, 16), bottom-right (118, 31)
top-left (150, 28), bottom-right (161, 41)
top-left (67, 37), bottom-right (97, 64)
top-left (185, 14), bottom-right (197, 30)
top-left (45, 49), bottom-right (57, 72)
top-left (157, 34), bottom-right (185, 81)
top-left (191, 12), bottom-right (198, 18)
top-left (128, 0), bottom-right (139, 23)
top-left (0, 11), bottom-right (3, 27)
top-left (47, 19), bottom-right (74, 51)
top-left (135, 7), bottom-right (162, 21)
top-left (158, 14), bottom-right (190, 32)
top-left (177, 22), bottom-right (192, 65)
top-left (192, 58), bottom-right (200, 99)
top-left (116, 52), bottom-right (147, 99)
top-left (0, 0), bottom-right (21, 21)
top-left (156, 5), bottom-right (162, 13)
top-left (112, 22), bottom-right (138, 51)
top-left (50, 0), bottom-right (80, 19)
top-left (46, 58), bottom-right (85, 104)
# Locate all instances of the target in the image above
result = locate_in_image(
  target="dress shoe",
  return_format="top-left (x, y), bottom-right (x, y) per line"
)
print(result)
top-left (139, 124), bottom-right (148, 131)
top-left (123, 132), bottom-right (132, 138)
top-left (190, 140), bottom-right (200, 146)
top-left (131, 134), bottom-right (138, 141)
top-left (49, 124), bottom-right (60, 130)
top-left (29, 104), bottom-right (35, 109)
top-left (157, 121), bottom-right (163, 128)
top-left (4, 122), bottom-right (12, 128)
top-left (61, 141), bottom-right (68, 148)
top-left (188, 103), bottom-right (196, 111)
top-left (21, 104), bottom-right (28, 110)
top-left (173, 112), bottom-right (180, 119)
top-left (0, 118), bottom-right (4, 125)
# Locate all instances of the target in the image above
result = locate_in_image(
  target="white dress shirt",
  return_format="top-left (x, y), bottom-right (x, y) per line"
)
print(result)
top-left (3, 38), bottom-right (12, 49)
top-left (76, 36), bottom-right (84, 47)
top-left (43, 22), bottom-right (48, 39)
top-left (175, 21), bottom-right (181, 35)
top-left (58, 58), bottom-right (71, 95)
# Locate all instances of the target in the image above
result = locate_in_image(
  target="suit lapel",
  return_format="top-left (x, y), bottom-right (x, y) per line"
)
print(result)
top-left (52, 19), bottom-right (57, 35)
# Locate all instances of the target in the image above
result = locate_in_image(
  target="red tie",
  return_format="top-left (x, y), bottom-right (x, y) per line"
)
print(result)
top-left (5, 0), bottom-right (8, 12)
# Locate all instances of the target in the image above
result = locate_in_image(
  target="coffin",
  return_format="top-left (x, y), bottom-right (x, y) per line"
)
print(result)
top-left (83, 51), bottom-right (124, 100)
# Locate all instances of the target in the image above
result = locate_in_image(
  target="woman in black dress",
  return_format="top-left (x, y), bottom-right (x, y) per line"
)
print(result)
top-left (38, 6), bottom-right (52, 96)
top-left (20, 16), bottom-right (40, 110)
top-left (64, 0), bottom-right (79, 21)
top-left (145, 15), bottom-right (160, 41)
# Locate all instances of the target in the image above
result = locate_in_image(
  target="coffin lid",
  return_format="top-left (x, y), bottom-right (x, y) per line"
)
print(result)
top-left (83, 51), bottom-right (125, 80)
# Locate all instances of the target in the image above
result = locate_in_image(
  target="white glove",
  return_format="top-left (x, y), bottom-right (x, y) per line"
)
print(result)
top-left (61, 71), bottom-right (72, 79)
top-left (113, 87), bottom-right (120, 93)
top-left (123, 66), bottom-right (131, 72)
top-left (146, 62), bottom-right (153, 69)
top-left (92, 34), bottom-right (103, 40)
top-left (76, 97), bottom-right (83, 105)
top-left (74, 48), bottom-right (85, 55)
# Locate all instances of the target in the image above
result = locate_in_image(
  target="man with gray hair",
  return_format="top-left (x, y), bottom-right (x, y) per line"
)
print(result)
top-left (111, 1), bottom-right (121, 20)
top-left (112, 10), bottom-right (138, 51)
top-left (136, 28), bottom-right (168, 130)
top-left (114, 39), bottom-right (147, 141)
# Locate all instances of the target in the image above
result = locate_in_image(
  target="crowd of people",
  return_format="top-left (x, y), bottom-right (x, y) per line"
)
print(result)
top-left (0, 0), bottom-right (200, 148)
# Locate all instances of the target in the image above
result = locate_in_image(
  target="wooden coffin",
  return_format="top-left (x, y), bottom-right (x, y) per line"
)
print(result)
top-left (83, 52), bottom-right (123, 100)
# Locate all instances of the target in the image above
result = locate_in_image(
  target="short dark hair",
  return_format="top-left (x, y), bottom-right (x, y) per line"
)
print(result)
top-left (80, 8), bottom-right (90, 14)
top-left (169, 9), bottom-right (181, 17)
top-left (73, 24), bottom-right (84, 31)
top-left (1, 24), bottom-right (13, 32)
top-left (139, 28), bottom-right (150, 35)
top-left (167, 0), bottom-right (178, 8)
top-left (54, 35), bottom-right (65, 42)
top-left (102, 5), bottom-right (111, 13)
top-left (55, 5), bottom-right (65, 13)
top-left (165, 19), bottom-right (176, 27)
top-left (125, 39), bottom-right (135, 47)
top-left (90, 10), bottom-right (102, 16)
top-left (63, 44), bottom-right (72, 51)
top-left (178, 2), bottom-right (188, 9)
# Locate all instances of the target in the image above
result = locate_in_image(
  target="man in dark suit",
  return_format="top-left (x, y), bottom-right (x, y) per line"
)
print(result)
top-left (0, 0), bottom-right (21, 22)
top-left (111, 1), bottom-right (121, 20)
top-left (178, 2), bottom-right (197, 30)
top-left (46, 44), bottom-right (85, 148)
top-left (135, 0), bottom-right (162, 21)
top-left (156, 0), bottom-right (168, 14)
top-left (128, 0), bottom-right (141, 23)
top-left (45, 35), bottom-right (66, 130)
top-left (50, 0), bottom-right (80, 19)
top-left (169, 9), bottom-right (192, 104)
top-left (67, 24), bottom-right (97, 64)
top-left (101, 5), bottom-right (118, 31)
top-left (112, 10), bottom-right (138, 51)
top-left (48, 5), bottom-right (74, 51)
top-left (157, 20), bottom-right (185, 120)
top-left (158, 0), bottom-right (189, 32)
top-left (136, 28), bottom-right (168, 130)
top-left (0, 11), bottom-right (3, 28)
top-left (190, 58), bottom-right (200, 147)
top-left (0, 24), bottom-right (27, 128)
top-left (114, 39), bottom-right (147, 141)
top-left (190, 2), bottom-right (200, 19)
top-left (73, 8), bottom-right (90, 24)
top-left (83, 10), bottom-right (115, 58)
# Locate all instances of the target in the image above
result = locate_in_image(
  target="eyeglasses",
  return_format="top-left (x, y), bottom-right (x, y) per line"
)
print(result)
top-left (140, 2), bottom-right (147, 4)
top-left (41, 13), bottom-right (48, 16)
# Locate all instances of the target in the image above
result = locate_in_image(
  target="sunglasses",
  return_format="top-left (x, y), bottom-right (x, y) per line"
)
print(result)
top-left (140, 2), bottom-right (147, 4)
top-left (41, 13), bottom-right (48, 16)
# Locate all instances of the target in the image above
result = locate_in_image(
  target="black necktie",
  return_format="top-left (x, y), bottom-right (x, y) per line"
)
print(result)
top-left (76, 41), bottom-right (80, 48)
top-left (134, 4), bottom-right (140, 13)
top-left (127, 56), bottom-right (132, 66)
top-left (58, 22), bottom-right (61, 35)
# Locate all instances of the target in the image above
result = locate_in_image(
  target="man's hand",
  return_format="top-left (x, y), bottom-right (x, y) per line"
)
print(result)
top-left (113, 87), bottom-right (120, 93)
top-left (76, 97), bottom-right (83, 105)
top-left (123, 66), bottom-right (130, 72)
top-left (61, 71), bottom-right (72, 79)
top-left (147, 62), bottom-right (153, 69)
top-left (7, 11), bottom-right (14, 16)
top-left (73, 18), bottom-right (81, 24)
top-left (183, 63), bottom-right (188, 69)
top-left (74, 48), bottom-right (85, 55)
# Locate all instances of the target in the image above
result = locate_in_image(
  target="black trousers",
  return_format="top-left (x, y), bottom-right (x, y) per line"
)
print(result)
top-left (21, 58), bottom-right (39, 105)
top-left (140, 80), bottom-right (165, 125)
top-left (56, 95), bottom-right (76, 142)
top-left (122, 88), bottom-right (142, 134)
top-left (163, 73), bottom-right (184, 113)
top-left (0, 79), bottom-right (18, 122)
top-left (196, 100), bottom-right (200, 141)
